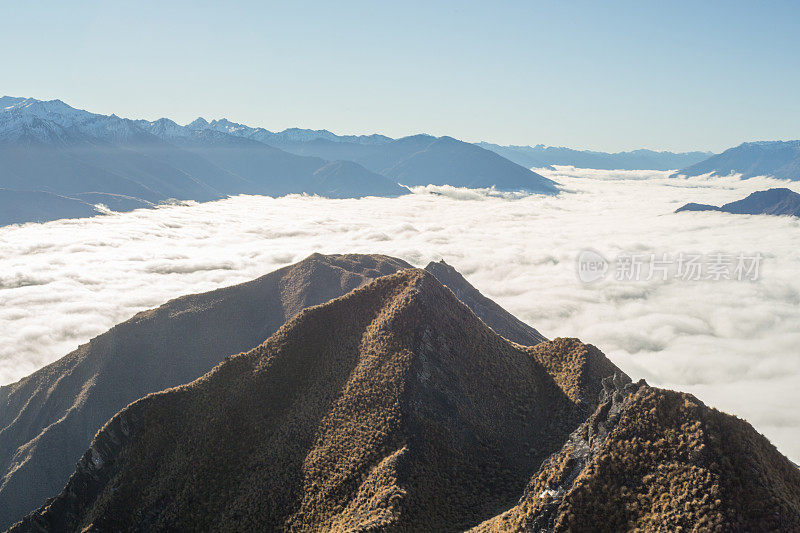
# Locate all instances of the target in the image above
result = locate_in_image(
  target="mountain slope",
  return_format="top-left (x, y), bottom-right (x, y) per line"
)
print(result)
top-left (0, 99), bottom-right (225, 204)
top-left (477, 142), bottom-right (713, 171)
top-left (676, 187), bottom-right (800, 217)
top-left (425, 259), bottom-right (546, 345)
top-left (10, 270), bottom-right (613, 532)
top-left (141, 120), bottom-right (407, 198)
top-left (673, 140), bottom-right (800, 180)
top-left (474, 378), bottom-right (800, 532)
top-left (191, 121), bottom-right (559, 194)
top-left (0, 254), bottom-right (409, 530)
top-left (0, 190), bottom-right (99, 225)
top-left (0, 97), bottom-right (410, 226)
top-left (197, 117), bottom-right (393, 146)
top-left (383, 137), bottom-right (558, 192)
top-left (0, 254), bottom-right (546, 530)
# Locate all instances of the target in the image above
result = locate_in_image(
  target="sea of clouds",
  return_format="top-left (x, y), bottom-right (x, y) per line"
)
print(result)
top-left (1, 167), bottom-right (799, 461)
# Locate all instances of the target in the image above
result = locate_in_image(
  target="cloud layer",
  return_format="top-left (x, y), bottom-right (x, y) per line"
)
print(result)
top-left (1, 168), bottom-right (799, 461)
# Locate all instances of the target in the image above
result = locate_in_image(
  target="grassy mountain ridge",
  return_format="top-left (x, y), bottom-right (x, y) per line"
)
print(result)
top-left (9, 269), bottom-right (611, 531)
top-left (0, 254), bottom-right (546, 530)
top-left (8, 266), bottom-right (800, 531)
top-left (474, 380), bottom-right (800, 532)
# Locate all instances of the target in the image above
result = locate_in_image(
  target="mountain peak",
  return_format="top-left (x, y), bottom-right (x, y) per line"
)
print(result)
top-left (186, 116), bottom-right (209, 129)
top-left (674, 139), bottom-right (800, 180)
top-left (0, 96), bottom-right (29, 110)
top-left (11, 266), bottom-right (602, 531)
top-left (676, 187), bottom-right (800, 217)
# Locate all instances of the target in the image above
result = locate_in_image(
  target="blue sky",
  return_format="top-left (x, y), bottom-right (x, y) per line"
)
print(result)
top-left (3, 1), bottom-right (798, 152)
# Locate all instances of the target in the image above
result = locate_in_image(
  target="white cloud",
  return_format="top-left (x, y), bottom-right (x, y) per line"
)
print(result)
top-left (1, 168), bottom-right (799, 461)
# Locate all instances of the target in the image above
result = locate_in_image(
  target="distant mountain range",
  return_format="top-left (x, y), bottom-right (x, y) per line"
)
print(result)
top-left (191, 118), bottom-right (559, 192)
top-left (0, 97), bottom-right (557, 226)
top-left (676, 187), bottom-right (800, 217)
top-left (5, 95), bottom-right (799, 228)
top-left (0, 254), bottom-right (545, 530)
top-left (477, 142), bottom-right (713, 171)
top-left (8, 262), bottom-right (800, 531)
top-left (673, 140), bottom-right (800, 180)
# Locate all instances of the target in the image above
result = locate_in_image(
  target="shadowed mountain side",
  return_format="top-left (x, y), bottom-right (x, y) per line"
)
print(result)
top-left (473, 378), bottom-right (800, 532)
top-left (239, 133), bottom-right (559, 194)
top-left (0, 254), bottom-right (410, 530)
top-left (0, 142), bottom-right (224, 205)
top-left (309, 160), bottom-right (408, 198)
top-left (0, 190), bottom-right (98, 225)
top-left (0, 98), bottom-right (410, 225)
top-left (425, 259), bottom-right (546, 345)
top-left (384, 137), bottom-right (558, 193)
top-left (0, 189), bottom-right (155, 226)
top-left (676, 187), bottom-right (800, 217)
top-left (0, 254), bottom-right (547, 530)
top-left (70, 193), bottom-right (154, 212)
top-left (10, 270), bottom-right (620, 532)
top-left (142, 129), bottom-right (407, 198)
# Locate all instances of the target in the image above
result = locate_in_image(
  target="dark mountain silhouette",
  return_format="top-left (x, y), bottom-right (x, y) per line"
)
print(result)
top-left (673, 140), bottom-right (800, 180)
top-left (8, 270), bottom-right (612, 532)
top-left (0, 254), bottom-right (545, 530)
top-left (477, 142), bottom-right (713, 171)
top-left (197, 117), bottom-right (710, 173)
top-left (474, 377), bottom-right (800, 532)
top-left (676, 188), bottom-right (800, 217)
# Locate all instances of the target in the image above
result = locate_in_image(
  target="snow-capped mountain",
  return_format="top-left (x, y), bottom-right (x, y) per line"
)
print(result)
top-left (0, 97), bottom-right (410, 225)
top-left (0, 95), bottom-right (571, 226)
top-left (187, 116), bottom-right (393, 146)
top-left (0, 97), bottom-right (154, 144)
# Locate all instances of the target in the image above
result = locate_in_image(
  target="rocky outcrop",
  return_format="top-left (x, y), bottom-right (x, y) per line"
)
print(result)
top-left (474, 376), bottom-right (800, 532)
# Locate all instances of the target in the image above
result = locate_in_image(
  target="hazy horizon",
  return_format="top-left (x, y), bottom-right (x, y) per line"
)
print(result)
top-left (3, 1), bottom-right (799, 153)
top-left (2, 93), bottom-right (727, 154)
